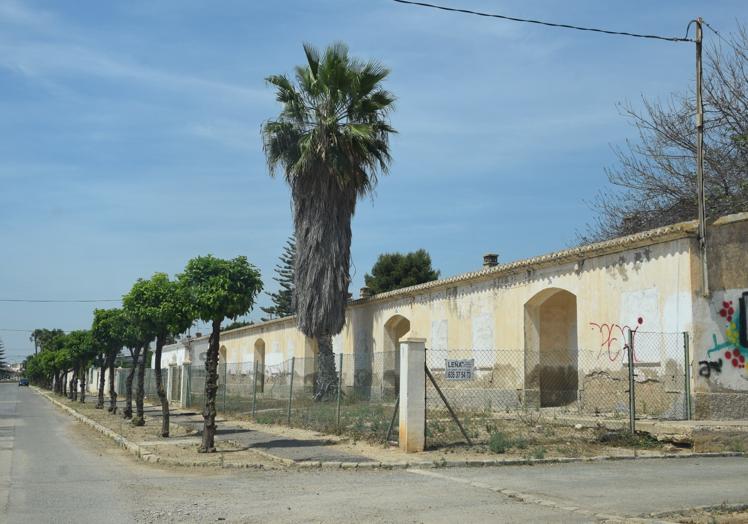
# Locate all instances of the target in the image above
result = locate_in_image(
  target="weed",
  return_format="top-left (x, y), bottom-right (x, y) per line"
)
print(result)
top-left (489, 431), bottom-right (512, 454)
top-left (531, 446), bottom-right (546, 459)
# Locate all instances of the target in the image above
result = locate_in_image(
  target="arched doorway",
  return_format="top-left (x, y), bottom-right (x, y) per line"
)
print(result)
top-left (383, 314), bottom-right (410, 398)
top-left (254, 339), bottom-right (265, 393)
top-left (524, 288), bottom-right (578, 407)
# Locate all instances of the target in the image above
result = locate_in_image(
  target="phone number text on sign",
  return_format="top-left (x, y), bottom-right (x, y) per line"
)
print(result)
top-left (445, 359), bottom-right (475, 381)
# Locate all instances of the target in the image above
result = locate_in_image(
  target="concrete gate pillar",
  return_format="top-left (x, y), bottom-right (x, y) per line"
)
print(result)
top-left (399, 338), bottom-right (426, 453)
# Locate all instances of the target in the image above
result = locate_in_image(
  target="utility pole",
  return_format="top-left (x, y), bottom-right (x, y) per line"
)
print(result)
top-left (695, 17), bottom-right (709, 297)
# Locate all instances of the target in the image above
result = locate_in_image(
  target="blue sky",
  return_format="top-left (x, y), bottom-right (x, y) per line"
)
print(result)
top-left (0, 0), bottom-right (744, 361)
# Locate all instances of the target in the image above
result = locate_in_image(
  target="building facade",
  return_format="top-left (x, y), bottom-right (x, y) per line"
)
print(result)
top-left (158, 213), bottom-right (748, 419)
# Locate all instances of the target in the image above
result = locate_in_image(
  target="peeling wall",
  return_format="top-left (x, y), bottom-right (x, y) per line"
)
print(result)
top-left (157, 213), bottom-right (748, 419)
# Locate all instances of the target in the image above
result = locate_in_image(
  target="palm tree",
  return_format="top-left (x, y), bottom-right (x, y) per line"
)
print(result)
top-left (262, 42), bottom-right (396, 398)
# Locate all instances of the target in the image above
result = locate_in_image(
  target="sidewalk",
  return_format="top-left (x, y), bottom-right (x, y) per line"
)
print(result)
top-left (36, 388), bottom-right (746, 471)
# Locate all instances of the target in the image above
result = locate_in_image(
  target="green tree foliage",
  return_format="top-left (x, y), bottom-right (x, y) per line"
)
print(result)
top-left (29, 328), bottom-right (65, 354)
top-left (260, 235), bottom-right (296, 321)
top-left (364, 249), bottom-right (440, 294)
top-left (262, 42), bottom-right (396, 397)
top-left (123, 273), bottom-right (193, 436)
top-left (179, 255), bottom-right (262, 452)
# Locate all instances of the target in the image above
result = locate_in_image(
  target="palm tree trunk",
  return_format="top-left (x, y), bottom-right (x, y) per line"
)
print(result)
top-left (79, 365), bottom-right (86, 403)
top-left (96, 361), bottom-right (107, 408)
top-left (123, 346), bottom-right (141, 419)
top-left (107, 353), bottom-right (117, 414)
top-left (314, 334), bottom-right (338, 400)
top-left (199, 319), bottom-right (221, 453)
top-left (154, 335), bottom-right (169, 437)
top-left (62, 372), bottom-right (67, 397)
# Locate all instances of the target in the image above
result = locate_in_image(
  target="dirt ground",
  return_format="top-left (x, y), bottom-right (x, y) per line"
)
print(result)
top-left (46, 390), bottom-right (741, 469)
top-left (660, 505), bottom-right (748, 524)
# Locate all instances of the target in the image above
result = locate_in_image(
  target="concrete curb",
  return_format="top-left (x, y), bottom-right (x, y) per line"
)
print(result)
top-left (35, 388), bottom-right (746, 472)
top-left (286, 450), bottom-right (745, 471)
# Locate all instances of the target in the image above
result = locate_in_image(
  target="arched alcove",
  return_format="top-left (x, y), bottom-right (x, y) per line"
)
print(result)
top-left (382, 314), bottom-right (411, 398)
top-left (524, 288), bottom-right (579, 407)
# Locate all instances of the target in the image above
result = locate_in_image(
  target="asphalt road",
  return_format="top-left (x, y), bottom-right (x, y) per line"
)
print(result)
top-left (1, 383), bottom-right (746, 523)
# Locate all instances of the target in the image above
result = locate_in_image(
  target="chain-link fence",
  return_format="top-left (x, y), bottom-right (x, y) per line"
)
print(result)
top-left (182, 352), bottom-right (400, 444)
top-left (146, 331), bottom-right (689, 450)
top-left (425, 332), bottom-right (690, 447)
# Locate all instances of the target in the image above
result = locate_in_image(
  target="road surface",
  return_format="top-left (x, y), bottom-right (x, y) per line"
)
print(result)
top-left (1, 383), bottom-right (746, 523)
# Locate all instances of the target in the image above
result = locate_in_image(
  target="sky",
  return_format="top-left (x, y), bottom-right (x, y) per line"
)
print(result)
top-left (0, 0), bottom-right (744, 362)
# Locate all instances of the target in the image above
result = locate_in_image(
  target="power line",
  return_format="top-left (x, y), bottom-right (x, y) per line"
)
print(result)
top-left (0, 298), bottom-right (121, 303)
top-left (392, 0), bottom-right (694, 43)
top-left (0, 328), bottom-right (73, 333)
top-left (702, 21), bottom-right (745, 55)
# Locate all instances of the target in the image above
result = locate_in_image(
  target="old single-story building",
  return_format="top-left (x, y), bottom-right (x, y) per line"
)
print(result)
top-left (157, 212), bottom-right (748, 419)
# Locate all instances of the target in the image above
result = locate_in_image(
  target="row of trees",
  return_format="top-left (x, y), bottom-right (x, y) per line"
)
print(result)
top-left (24, 42), bottom-right (404, 452)
top-left (24, 255), bottom-right (262, 453)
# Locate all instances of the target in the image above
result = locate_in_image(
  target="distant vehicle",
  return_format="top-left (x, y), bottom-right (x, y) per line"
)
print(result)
top-left (18, 378), bottom-right (29, 386)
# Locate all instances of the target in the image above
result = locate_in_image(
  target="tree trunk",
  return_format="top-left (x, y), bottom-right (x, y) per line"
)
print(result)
top-left (79, 366), bottom-right (86, 403)
top-left (62, 372), bottom-right (67, 397)
top-left (69, 370), bottom-right (78, 401)
top-left (123, 346), bottom-right (141, 419)
top-left (314, 334), bottom-right (338, 401)
top-left (107, 353), bottom-right (118, 414)
top-left (132, 346), bottom-right (147, 426)
top-left (199, 319), bottom-right (222, 453)
top-left (96, 362), bottom-right (107, 409)
top-left (154, 336), bottom-right (169, 437)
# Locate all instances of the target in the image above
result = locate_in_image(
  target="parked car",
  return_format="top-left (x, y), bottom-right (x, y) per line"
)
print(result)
top-left (18, 378), bottom-right (29, 386)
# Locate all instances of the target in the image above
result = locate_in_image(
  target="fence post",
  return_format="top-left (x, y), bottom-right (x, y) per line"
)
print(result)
top-left (222, 363), bottom-right (228, 412)
top-left (399, 338), bottom-right (426, 452)
top-left (336, 353), bottom-right (343, 430)
top-left (627, 330), bottom-right (636, 434)
top-left (683, 332), bottom-right (692, 420)
top-left (181, 362), bottom-right (190, 408)
top-left (251, 362), bottom-right (258, 418)
top-left (287, 357), bottom-right (296, 426)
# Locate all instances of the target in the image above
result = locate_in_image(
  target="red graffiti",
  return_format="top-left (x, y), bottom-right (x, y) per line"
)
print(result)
top-left (719, 301), bottom-right (735, 322)
top-left (589, 317), bottom-right (644, 362)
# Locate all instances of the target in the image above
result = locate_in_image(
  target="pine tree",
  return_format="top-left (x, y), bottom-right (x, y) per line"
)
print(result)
top-left (261, 235), bottom-right (296, 321)
top-left (0, 338), bottom-right (7, 377)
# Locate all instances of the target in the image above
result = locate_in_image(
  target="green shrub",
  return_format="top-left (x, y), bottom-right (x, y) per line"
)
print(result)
top-left (489, 431), bottom-right (511, 454)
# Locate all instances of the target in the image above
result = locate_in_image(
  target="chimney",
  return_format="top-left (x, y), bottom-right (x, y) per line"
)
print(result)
top-left (483, 253), bottom-right (499, 268)
top-left (360, 286), bottom-right (373, 299)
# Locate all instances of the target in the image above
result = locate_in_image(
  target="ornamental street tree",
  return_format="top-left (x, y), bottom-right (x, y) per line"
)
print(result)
top-left (123, 273), bottom-right (193, 436)
top-left (364, 249), bottom-right (440, 294)
top-left (260, 235), bottom-right (296, 321)
top-left (119, 313), bottom-right (146, 420)
top-left (179, 255), bottom-right (262, 453)
top-left (92, 308), bottom-right (127, 412)
top-left (262, 43), bottom-right (396, 398)
top-left (62, 330), bottom-right (94, 402)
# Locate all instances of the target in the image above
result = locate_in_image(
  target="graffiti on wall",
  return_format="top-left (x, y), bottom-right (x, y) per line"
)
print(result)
top-left (589, 316), bottom-right (644, 362)
top-left (704, 299), bottom-right (747, 380)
